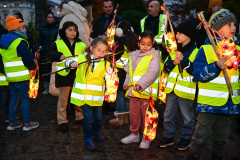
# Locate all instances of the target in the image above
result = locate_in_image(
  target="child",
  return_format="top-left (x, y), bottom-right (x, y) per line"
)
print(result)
top-left (68, 37), bottom-right (110, 151)
top-left (158, 20), bottom-right (198, 150)
top-left (188, 9), bottom-right (240, 160)
top-left (47, 21), bottom-right (86, 132)
top-left (121, 31), bottom-right (160, 149)
top-left (109, 20), bottom-right (138, 126)
top-left (1, 16), bottom-right (39, 131)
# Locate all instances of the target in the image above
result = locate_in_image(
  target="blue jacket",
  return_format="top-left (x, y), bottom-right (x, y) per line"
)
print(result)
top-left (193, 37), bottom-right (240, 115)
top-left (0, 31), bottom-right (36, 70)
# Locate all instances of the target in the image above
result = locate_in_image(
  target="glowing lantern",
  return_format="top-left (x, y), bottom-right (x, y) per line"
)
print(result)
top-left (104, 67), bottom-right (119, 102)
top-left (164, 32), bottom-right (177, 52)
top-left (107, 25), bottom-right (116, 49)
top-left (158, 71), bottom-right (167, 104)
top-left (143, 95), bottom-right (158, 141)
top-left (28, 65), bottom-right (39, 98)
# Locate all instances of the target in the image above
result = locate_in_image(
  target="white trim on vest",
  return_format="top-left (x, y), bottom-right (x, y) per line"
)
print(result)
top-left (71, 92), bottom-right (104, 102)
top-left (166, 81), bottom-right (174, 89)
top-left (231, 75), bottom-right (239, 83)
top-left (6, 70), bottom-right (30, 78)
top-left (175, 84), bottom-right (196, 94)
top-left (143, 88), bottom-right (158, 95)
top-left (74, 82), bottom-right (105, 91)
top-left (198, 88), bottom-right (228, 98)
top-left (0, 76), bottom-right (6, 81)
top-left (133, 76), bottom-right (159, 84)
top-left (168, 72), bottom-right (178, 78)
top-left (177, 76), bottom-right (194, 82)
top-left (4, 61), bottom-right (24, 67)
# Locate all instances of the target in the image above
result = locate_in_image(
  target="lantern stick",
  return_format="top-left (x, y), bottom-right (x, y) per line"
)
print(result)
top-left (198, 11), bottom-right (233, 95)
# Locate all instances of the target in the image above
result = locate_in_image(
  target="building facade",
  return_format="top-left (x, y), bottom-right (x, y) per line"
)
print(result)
top-left (0, 0), bottom-right (35, 27)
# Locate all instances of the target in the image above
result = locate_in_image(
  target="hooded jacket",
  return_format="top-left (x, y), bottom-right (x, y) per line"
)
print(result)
top-left (58, 1), bottom-right (91, 47)
top-left (124, 48), bottom-right (161, 97)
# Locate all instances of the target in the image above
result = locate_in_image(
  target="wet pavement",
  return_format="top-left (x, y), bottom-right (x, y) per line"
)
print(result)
top-left (0, 87), bottom-right (239, 160)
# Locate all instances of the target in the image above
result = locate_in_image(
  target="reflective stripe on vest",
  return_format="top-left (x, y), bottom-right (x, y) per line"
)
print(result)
top-left (56, 40), bottom-right (86, 76)
top-left (164, 48), bottom-right (198, 100)
top-left (198, 45), bottom-right (240, 106)
top-left (71, 54), bottom-right (110, 107)
top-left (127, 55), bottom-right (160, 100)
top-left (0, 73), bottom-right (8, 86)
top-left (140, 14), bottom-right (165, 44)
top-left (116, 46), bottom-right (130, 69)
top-left (2, 38), bottom-right (30, 82)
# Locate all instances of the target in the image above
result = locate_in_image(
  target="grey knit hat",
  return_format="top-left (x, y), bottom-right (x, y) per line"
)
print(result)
top-left (209, 9), bottom-right (237, 31)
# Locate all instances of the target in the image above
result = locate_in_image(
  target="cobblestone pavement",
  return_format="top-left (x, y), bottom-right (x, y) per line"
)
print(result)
top-left (0, 89), bottom-right (239, 160)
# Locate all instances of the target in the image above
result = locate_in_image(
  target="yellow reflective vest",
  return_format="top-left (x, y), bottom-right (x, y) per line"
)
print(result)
top-left (2, 38), bottom-right (30, 82)
top-left (116, 45), bottom-right (129, 69)
top-left (56, 39), bottom-right (86, 76)
top-left (71, 54), bottom-right (110, 107)
top-left (197, 45), bottom-right (240, 106)
top-left (140, 14), bottom-right (165, 44)
top-left (126, 55), bottom-right (160, 101)
top-left (164, 48), bottom-right (198, 100)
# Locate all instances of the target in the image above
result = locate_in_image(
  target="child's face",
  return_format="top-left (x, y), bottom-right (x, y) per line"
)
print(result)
top-left (219, 22), bottom-right (236, 38)
top-left (91, 42), bottom-right (108, 58)
top-left (138, 37), bottom-right (153, 53)
top-left (211, 4), bottom-right (222, 14)
top-left (66, 26), bottom-right (77, 40)
top-left (176, 32), bottom-right (190, 46)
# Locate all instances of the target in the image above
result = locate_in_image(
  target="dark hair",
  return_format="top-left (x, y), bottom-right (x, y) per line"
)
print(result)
top-left (102, 0), bottom-right (114, 6)
top-left (46, 10), bottom-right (55, 20)
top-left (13, 12), bottom-right (24, 22)
top-left (138, 31), bottom-right (158, 50)
top-left (117, 20), bottom-right (138, 52)
top-left (85, 36), bottom-right (109, 76)
top-left (59, 21), bottom-right (79, 40)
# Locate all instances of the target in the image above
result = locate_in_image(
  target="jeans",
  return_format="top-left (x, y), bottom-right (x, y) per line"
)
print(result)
top-left (190, 112), bottom-right (231, 155)
top-left (9, 81), bottom-right (31, 123)
top-left (163, 91), bottom-right (195, 139)
top-left (0, 90), bottom-right (10, 116)
top-left (81, 104), bottom-right (102, 142)
top-left (116, 91), bottom-right (130, 113)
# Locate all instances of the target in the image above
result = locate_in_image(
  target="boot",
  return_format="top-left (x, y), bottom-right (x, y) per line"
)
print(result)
top-left (123, 112), bottom-right (129, 125)
top-left (109, 112), bottom-right (124, 126)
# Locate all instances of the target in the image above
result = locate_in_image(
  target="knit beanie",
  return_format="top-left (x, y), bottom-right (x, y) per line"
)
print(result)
top-left (208, 0), bottom-right (223, 9)
top-left (176, 20), bottom-right (196, 42)
top-left (5, 15), bottom-right (25, 31)
top-left (209, 9), bottom-right (237, 31)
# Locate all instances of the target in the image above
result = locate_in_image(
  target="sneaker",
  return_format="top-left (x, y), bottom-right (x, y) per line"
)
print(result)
top-left (59, 123), bottom-right (68, 132)
top-left (139, 137), bottom-right (151, 149)
top-left (22, 121), bottom-right (39, 131)
top-left (42, 89), bottom-right (49, 95)
top-left (158, 137), bottom-right (174, 148)
top-left (176, 138), bottom-right (191, 151)
top-left (121, 133), bottom-right (139, 144)
top-left (187, 155), bottom-right (200, 160)
top-left (7, 121), bottom-right (23, 130)
top-left (85, 140), bottom-right (96, 151)
top-left (94, 131), bottom-right (104, 141)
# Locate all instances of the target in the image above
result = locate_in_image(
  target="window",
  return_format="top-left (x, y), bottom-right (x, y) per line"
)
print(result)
top-left (15, 3), bottom-right (19, 7)
top-left (3, 4), bottom-right (7, 7)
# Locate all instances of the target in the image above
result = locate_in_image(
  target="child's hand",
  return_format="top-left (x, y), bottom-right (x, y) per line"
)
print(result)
top-left (33, 59), bottom-right (38, 66)
top-left (173, 58), bottom-right (181, 65)
top-left (71, 62), bottom-right (78, 68)
top-left (133, 84), bottom-right (142, 91)
top-left (60, 55), bottom-right (66, 61)
top-left (123, 85), bottom-right (129, 90)
top-left (217, 56), bottom-right (231, 70)
top-left (175, 51), bottom-right (183, 61)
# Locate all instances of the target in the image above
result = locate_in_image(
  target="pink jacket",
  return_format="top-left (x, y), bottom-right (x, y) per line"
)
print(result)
top-left (123, 48), bottom-right (161, 97)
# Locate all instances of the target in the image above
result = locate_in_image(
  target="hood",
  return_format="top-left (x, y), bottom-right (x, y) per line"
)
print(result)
top-left (61, 1), bottom-right (88, 22)
top-left (0, 32), bottom-right (21, 49)
top-left (130, 48), bottom-right (161, 59)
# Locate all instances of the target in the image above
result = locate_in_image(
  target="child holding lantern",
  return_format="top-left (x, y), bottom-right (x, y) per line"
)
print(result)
top-left (159, 20), bottom-right (198, 151)
top-left (188, 9), bottom-right (240, 160)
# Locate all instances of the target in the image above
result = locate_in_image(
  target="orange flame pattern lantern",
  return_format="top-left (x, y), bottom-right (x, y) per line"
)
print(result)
top-left (143, 93), bottom-right (158, 141)
top-left (217, 38), bottom-right (240, 69)
top-left (104, 67), bottom-right (119, 102)
top-left (158, 71), bottom-right (167, 104)
top-left (164, 32), bottom-right (177, 53)
top-left (28, 63), bottom-right (39, 99)
top-left (107, 25), bottom-right (116, 49)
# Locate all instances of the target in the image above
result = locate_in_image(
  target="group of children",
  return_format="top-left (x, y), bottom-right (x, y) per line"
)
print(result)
top-left (0, 8), bottom-right (239, 159)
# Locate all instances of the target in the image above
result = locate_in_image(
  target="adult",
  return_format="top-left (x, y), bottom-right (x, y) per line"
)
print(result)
top-left (58, 1), bottom-right (91, 47)
top-left (37, 11), bottom-right (59, 94)
top-left (90, 0), bottom-right (122, 39)
top-left (77, 0), bottom-right (94, 30)
top-left (13, 12), bottom-right (34, 52)
top-left (140, 1), bottom-right (166, 45)
top-left (193, 0), bottom-right (223, 48)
